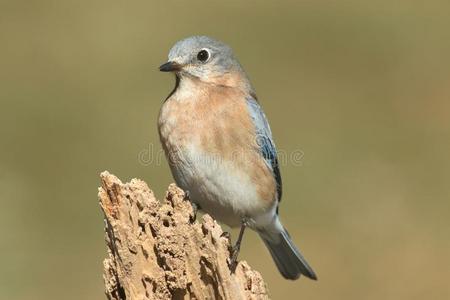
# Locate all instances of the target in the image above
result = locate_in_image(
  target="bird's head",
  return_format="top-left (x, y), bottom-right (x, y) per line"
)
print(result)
top-left (160, 36), bottom-right (252, 90)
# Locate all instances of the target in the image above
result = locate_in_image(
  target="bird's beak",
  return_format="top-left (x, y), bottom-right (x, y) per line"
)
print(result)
top-left (159, 61), bottom-right (182, 72)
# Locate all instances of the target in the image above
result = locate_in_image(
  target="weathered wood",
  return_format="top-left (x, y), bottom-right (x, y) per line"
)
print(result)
top-left (99, 171), bottom-right (269, 300)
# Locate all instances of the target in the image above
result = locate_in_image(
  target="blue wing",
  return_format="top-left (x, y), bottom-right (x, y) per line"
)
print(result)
top-left (246, 97), bottom-right (282, 203)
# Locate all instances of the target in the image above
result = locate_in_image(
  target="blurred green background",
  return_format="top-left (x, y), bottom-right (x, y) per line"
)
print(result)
top-left (1, 1), bottom-right (449, 299)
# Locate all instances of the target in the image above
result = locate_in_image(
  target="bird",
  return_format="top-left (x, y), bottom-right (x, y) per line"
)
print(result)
top-left (157, 35), bottom-right (317, 280)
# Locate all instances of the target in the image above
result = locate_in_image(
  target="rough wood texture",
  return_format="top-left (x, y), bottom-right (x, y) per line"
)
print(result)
top-left (99, 171), bottom-right (269, 300)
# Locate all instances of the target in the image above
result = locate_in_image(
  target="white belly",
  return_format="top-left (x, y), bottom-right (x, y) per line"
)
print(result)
top-left (168, 143), bottom-right (266, 227)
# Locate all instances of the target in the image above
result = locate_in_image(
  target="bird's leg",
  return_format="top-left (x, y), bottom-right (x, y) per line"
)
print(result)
top-left (183, 190), bottom-right (199, 221)
top-left (230, 218), bottom-right (248, 271)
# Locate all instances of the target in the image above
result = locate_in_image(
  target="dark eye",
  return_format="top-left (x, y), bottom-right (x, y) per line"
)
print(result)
top-left (197, 49), bottom-right (209, 62)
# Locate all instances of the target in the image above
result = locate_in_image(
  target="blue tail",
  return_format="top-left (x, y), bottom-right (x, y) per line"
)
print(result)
top-left (260, 226), bottom-right (317, 280)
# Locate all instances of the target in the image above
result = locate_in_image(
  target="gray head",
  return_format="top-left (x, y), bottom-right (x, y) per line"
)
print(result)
top-left (160, 36), bottom-right (250, 88)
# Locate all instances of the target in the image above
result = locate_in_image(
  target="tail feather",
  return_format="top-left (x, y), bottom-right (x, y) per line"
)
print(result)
top-left (260, 227), bottom-right (317, 280)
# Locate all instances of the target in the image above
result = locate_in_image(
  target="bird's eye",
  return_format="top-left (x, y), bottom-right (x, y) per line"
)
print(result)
top-left (197, 49), bottom-right (210, 62)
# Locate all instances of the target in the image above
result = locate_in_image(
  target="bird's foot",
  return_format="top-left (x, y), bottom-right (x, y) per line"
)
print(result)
top-left (229, 220), bottom-right (248, 272)
top-left (220, 231), bottom-right (231, 240)
top-left (183, 190), bottom-right (199, 222)
top-left (229, 244), bottom-right (241, 271)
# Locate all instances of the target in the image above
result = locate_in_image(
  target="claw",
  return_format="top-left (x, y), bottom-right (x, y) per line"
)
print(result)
top-left (220, 231), bottom-right (231, 240)
top-left (230, 244), bottom-right (241, 270)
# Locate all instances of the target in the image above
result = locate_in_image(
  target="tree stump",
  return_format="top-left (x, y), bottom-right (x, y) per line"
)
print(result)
top-left (98, 171), bottom-right (269, 300)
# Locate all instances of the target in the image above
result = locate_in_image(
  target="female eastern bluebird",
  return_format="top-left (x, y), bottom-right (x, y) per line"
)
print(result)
top-left (158, 36), bottom-right (317, 280)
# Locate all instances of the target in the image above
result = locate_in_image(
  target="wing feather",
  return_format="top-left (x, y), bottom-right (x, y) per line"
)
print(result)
top-left (246, 97), bottom-right (282, 203)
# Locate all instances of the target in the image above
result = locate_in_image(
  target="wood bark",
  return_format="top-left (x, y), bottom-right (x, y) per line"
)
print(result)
top-left (98, 171), bottom-right (269, 300)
